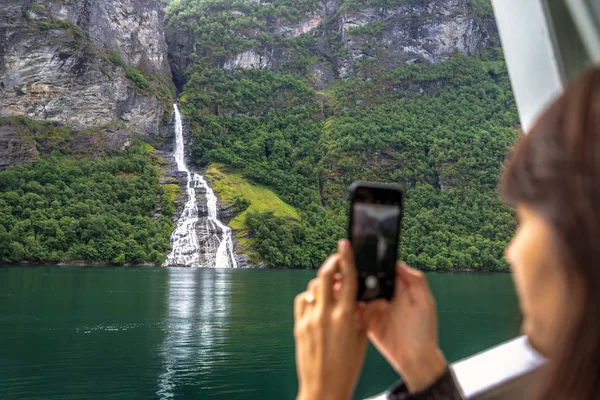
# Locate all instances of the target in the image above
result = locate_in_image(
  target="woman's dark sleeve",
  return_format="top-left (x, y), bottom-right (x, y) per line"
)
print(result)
top-left (387, 369), bottom-right (463, 400)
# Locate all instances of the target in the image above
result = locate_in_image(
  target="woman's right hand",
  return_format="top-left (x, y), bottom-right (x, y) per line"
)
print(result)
top-left (366, 264), bottom-right (448, 393)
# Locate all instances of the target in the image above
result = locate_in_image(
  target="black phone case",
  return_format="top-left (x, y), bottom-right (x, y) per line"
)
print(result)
top-left (348, 181), bottom-right (403, 302)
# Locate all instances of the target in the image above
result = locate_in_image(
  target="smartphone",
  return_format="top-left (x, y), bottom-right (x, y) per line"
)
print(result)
top-left (348, 182), bottom-right (403, 302)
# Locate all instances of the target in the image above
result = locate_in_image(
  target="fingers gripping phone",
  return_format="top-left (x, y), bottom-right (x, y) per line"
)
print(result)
top-left (348, 182), bottom-right (403, 302)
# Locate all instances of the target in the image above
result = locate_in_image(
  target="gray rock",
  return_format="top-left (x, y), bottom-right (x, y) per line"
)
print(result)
top-left (0, 117), bottom-right (137, 170)
top-left (217, 202), bottom-right (238, 224)
top-left (334, 0), bottom-right (497, 78)
top-left (165, 18), bottom-right (192, 92)
top-left (0, 0), bottom-right (173, 167)
top-left (0, 124), bottom-right (39, 170)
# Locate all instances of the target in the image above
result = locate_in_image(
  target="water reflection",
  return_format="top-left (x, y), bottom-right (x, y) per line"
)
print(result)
top-left (157, 268), bottom-right (232, 398)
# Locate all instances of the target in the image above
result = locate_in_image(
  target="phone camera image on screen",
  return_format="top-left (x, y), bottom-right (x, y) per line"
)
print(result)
top-left (349, 182), bottom-right (403, 301)
top-left (352, 202), bottom-right (400, 274)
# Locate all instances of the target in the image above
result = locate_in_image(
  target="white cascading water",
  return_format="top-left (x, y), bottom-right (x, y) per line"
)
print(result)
top-left (163, 104), bottom-right (238, 268)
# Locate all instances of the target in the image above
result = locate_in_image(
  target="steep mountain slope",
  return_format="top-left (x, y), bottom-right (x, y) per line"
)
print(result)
top-left (0, 0), bottom-right (174, 168)
top-left (0, 0), bottom-right (177, 265)
top-left (166, 0), bottom-right (519, 270)
top-left (166, 0), bottom-right (498, 88)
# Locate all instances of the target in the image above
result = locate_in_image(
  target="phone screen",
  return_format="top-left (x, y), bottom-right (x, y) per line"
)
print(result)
top-left (349, 183), bottom-right (403, 301)
top-left (352, 202), bottom-right (401, 274)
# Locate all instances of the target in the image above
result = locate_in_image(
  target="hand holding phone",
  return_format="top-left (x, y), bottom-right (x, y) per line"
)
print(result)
top-left (348, 182), bottom-right (403, 302)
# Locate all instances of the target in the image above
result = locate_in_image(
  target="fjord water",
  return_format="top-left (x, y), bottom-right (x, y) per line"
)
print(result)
top-left (0, 267), bottom-right (520, 399)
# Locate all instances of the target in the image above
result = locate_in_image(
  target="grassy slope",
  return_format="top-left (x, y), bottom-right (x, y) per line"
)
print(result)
top-left (205, 163), bottom-right (299, 250)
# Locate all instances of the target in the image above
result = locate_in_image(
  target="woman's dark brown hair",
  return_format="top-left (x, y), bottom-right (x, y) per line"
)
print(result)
top-left (501, 67), bottom-right (600, 399)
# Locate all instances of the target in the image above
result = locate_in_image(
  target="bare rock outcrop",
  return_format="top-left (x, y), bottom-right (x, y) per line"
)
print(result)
top-left (0, 0), bottom-right (174, 168)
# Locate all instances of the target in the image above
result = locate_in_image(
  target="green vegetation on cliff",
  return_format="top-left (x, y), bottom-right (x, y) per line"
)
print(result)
top-left (0, 145), bottom-right (174, 265)
top-left (182, 69), bottom-right (322, 209)
top-left (107, 51), bottom-right (175, 104)
top-left (183, 68), bottom-right (343, 267)
top-left (319, 57), bottom-right (519, 271)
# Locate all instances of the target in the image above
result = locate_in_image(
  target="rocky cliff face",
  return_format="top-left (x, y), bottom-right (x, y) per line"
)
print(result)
top-left (0, 0), bottom-right (173, 169)
top-left (166, 0), bottom-right (497, 90)
top-left (332, 0), bottom-right (497, 78)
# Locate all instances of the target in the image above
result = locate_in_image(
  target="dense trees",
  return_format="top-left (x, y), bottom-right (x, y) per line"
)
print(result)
top-left (182, 69), bottom-right (323, 209)
top-left (0, 146), bottom-right (173, 265)
top-left (316, 55), bottom-right (520, 271)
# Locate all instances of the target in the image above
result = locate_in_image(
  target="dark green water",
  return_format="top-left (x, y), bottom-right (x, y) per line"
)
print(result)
top-left (0, 267), bottom-right (521, 399)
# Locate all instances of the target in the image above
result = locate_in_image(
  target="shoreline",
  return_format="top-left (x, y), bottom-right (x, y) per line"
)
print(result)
top-left (0, 261), bottom-right (158, 268)
top-left (0, 262), bottom-right (511, 273)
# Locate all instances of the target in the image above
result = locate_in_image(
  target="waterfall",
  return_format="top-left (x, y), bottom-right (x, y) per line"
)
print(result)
top-left (163, 104), bottom-right (238, 268)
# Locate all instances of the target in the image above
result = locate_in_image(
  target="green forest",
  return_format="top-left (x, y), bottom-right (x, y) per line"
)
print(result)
top-left (168, 0), bottom-right (520, 271)
top-left (0, 145), bottom-right (174, 265)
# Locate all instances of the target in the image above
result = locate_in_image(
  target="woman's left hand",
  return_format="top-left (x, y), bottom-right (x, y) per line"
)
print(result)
top-left (294, 240), bottom-right (376, 400)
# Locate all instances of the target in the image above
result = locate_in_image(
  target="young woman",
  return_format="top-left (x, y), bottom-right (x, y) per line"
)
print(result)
top-left (294, 67), bottom-right (600, 400)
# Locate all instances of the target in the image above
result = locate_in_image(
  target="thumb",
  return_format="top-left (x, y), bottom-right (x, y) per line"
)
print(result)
top-left (398, 263), bottom-right (426, 284)
top-left (398, 263), bottom-right (434, 306)
top-left (338, 239), bottom-right (358, 304)
top-left (391, 263), bottom-right (407, 302)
